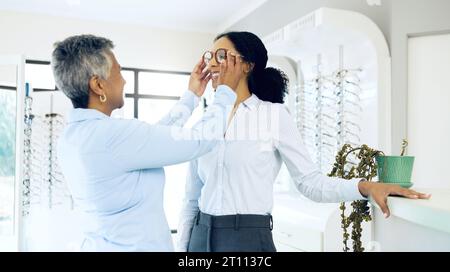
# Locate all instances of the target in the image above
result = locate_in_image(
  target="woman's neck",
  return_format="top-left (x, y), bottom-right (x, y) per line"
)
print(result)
top-left (87, 99), bottom-right (113, 116)
top-left (226, 82), bottom-right (252, 133)
top-left (234, 81), bottom-right (251, 108)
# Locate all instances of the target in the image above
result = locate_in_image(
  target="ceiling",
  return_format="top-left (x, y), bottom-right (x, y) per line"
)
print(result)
top-left (0, 0), bottom-right (268, 33)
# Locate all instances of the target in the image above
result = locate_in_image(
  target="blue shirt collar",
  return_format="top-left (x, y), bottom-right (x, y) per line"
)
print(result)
top-left (67, 108), bottom-right (109, 123)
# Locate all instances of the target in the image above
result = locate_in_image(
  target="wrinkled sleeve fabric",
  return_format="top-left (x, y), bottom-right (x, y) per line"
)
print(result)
top-left (274, 104), bottom-right (366, 203)
top-left (110, 85), bottom-right (235, 171)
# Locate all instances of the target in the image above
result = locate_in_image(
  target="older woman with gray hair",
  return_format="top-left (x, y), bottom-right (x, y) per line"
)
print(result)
top-left (52, 34), bottom-right (243, 251)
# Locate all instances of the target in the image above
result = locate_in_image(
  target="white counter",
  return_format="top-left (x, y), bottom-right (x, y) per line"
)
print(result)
top-left (371, 188), bottom-right (450, 234)
top-left (371, 188), bottom-right (450, 251)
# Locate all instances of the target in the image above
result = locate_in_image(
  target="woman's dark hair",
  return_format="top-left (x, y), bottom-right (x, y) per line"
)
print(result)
top-left (215, 31), bottom-right (289, 103)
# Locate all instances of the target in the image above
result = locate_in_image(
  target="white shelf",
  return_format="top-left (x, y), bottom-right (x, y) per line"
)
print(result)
top-left (370, 188), bottom-right (450, 234)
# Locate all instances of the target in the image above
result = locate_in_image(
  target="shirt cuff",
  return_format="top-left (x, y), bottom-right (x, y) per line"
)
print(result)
top-left (176, 222), bottom-right (195, 252)
top-left (347, 178), bottom-right (368, 201)
top-left (185, 90), bottom-right (200, 108)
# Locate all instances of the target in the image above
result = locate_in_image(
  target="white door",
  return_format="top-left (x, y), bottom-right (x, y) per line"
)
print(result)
top-left (408, 34), bottom-right (450, 189)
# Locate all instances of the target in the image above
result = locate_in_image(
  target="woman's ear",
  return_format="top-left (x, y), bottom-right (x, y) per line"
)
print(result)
top-left (88, 75), bottom-right (105, 96)
top-left (244, 63), bottom-right (255, 74)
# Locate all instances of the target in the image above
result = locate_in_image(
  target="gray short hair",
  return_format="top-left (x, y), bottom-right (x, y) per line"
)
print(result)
top-left (51, 34), bottom-right (114, 108)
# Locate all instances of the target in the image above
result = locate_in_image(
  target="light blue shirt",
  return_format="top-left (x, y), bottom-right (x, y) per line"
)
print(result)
top-left (57, 86), bottom-right (236, 251)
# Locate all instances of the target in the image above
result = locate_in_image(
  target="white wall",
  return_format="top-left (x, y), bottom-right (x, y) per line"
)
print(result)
top-left (408, 34), bottom-right (450, 189)
top-left (0, 10), bottom-right (215, 122)
top-left (0, 10), bottom-right (214, 71)
top-left (227, 0), bottom-right (450, 157)
top-left (390, 0), bottom-right (450, 154)
top-left (226, 0), bottom-right (391, 44)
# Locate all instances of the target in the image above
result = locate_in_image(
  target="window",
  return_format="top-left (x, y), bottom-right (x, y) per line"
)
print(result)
top-left (25, 63), bottom-right (56, 90)
top-left (139, 72), bottom-right (188, 96)
top-left (0, 88), bottom-right (16, 238)
top-left (23, 60), bottom-right (58, 92)
top-left (0, 63), bottom-right (18, 239)
top-left (122, 68), bottom-right (190, 120)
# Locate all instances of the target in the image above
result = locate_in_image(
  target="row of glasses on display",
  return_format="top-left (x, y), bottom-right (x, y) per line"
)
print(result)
top-left (22, 91), bottom-right (73, 217)
top-left (294, 68), bottom-right (363, 172)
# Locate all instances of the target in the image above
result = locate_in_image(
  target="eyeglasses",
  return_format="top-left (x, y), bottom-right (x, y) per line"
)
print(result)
top-left (202, 48), bottom-right (245, 65)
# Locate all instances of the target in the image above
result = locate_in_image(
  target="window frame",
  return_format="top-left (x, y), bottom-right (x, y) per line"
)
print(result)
top-left (17, 60), bottom-right (191, 120)
top-left (121, 67), bottom-right (190, 119)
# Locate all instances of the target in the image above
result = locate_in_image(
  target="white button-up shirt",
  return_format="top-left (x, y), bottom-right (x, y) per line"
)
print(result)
top-left (177, 94), bottom-right (365, 251)
top-left (57, 86), bottom-right (236, 251)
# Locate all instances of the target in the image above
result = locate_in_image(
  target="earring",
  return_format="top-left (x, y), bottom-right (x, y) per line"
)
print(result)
top-left (100, 94), bottom-right (107, 103)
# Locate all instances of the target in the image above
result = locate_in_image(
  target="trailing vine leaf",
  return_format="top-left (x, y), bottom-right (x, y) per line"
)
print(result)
top-left (328, 144), bottom-right (384, 252)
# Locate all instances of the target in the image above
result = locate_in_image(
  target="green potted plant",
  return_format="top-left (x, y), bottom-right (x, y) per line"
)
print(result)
top-left (329, 140), bottom-right (415, 252)
top-left (376, 139), bottom-right (415, 188)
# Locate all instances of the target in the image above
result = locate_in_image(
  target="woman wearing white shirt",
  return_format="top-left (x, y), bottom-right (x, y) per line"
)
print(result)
top-left (177, 31), bottom-right (430, 252)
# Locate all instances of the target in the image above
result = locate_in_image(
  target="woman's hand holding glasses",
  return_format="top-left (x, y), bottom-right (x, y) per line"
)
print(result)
top-left (217, 50), bottom-right (243, 92)
top-left (189, 57), bottom-right (212, 97)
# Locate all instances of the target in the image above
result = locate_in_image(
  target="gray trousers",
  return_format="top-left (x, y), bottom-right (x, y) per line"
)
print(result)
top-left (187, 211), bottom-right (277, 252)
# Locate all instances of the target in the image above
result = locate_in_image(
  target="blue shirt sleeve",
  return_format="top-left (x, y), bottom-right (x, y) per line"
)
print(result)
top-left (157, 90), bottom-right (199, 126)
top-left (109, 85), bottom-right (235, 171)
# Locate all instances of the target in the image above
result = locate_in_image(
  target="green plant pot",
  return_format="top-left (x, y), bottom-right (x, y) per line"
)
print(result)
top-left (376, 156), bottom-right (415, 184)
top-left (384, 182), bottom-right (414, 189)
